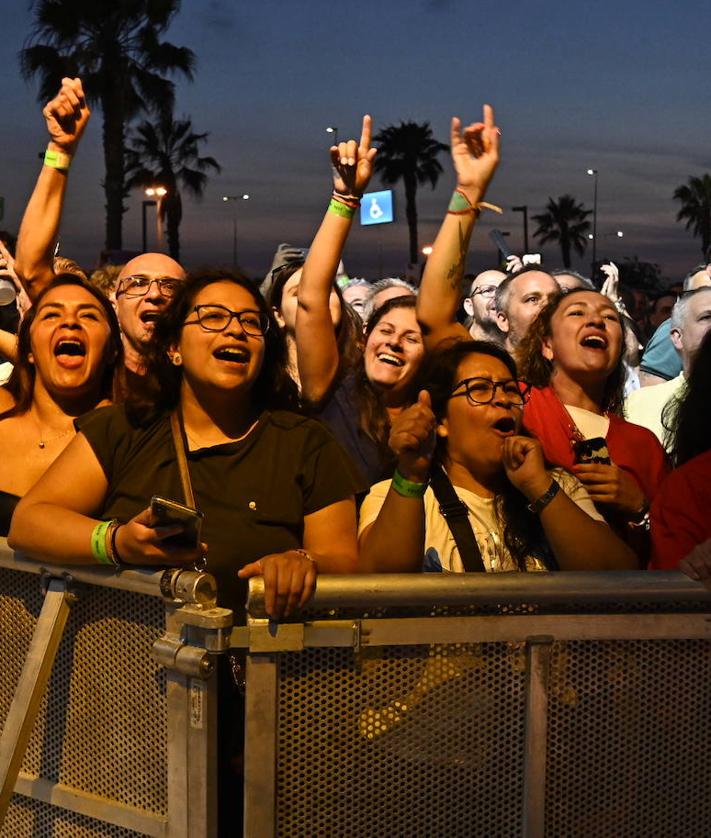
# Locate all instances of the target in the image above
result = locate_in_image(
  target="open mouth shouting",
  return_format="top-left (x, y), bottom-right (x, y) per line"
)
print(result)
top-left (491, 415), bottom-right (517, 436)
top-left (53, 337), bottom-right (87, 369)
top-left (140, 310), bottom-right (161, 328)
top-left (213, 345), bottom-right (250, 365)
top-left (579, 331), bottom-right (609, 351)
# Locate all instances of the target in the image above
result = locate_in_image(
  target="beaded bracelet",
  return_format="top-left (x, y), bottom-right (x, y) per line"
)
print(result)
top-left (391, 469), bottom-right (428, 499)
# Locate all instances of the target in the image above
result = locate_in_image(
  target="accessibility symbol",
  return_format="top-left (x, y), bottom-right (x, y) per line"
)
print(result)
top-left (360, 190), bottom-right (394, 226)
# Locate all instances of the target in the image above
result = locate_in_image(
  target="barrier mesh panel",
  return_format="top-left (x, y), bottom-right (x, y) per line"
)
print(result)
top-left (546, 639), bottom-right (711, 837)
top-left (275, 642), bottom-right (526, 838)
top-left (2, 796), bottom-right (147, 837)
top-left (0, 569), bottom-right (167, 836)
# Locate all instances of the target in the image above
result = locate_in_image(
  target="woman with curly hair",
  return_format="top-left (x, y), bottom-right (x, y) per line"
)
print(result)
top-left (517, 289), bottom-right (668, 549)
top-left (358, 339), bottom-right (636, 573)
top-left (650, 329), bottom-right (711, 573)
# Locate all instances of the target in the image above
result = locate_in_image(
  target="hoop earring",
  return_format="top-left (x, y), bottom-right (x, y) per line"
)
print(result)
top-left (171, 353), bottom-right (182, 366)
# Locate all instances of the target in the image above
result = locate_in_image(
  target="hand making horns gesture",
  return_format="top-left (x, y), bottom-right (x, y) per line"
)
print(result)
top-left (451, 104), bottom-right (501, 204)
top-left (330, 114), bottom-right (378, 197)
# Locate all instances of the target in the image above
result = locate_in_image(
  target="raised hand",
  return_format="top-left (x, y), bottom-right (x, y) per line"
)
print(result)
top-left (330, 114), bottom-right (377, 197)
top-left (238, 549), bottom-right (318, 618)
top-left (388, 390), bottom-right (436, 482)
top-left (43, 77), bottom-right (91, 154)
top-left (502, 435), bottom-right (551, 501)
top-left (450, 104), bottom-right (501, 204)
top-left (600, 262), bottom-right (620, 304)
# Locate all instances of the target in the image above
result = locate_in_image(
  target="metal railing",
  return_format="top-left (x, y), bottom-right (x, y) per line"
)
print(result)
top-left (239, 573), bottom-right (711, 838)
top-left (0, 541), bottom-right (231, 837)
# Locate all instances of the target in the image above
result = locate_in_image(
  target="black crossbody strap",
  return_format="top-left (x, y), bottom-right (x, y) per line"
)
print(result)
top-left (429, 466), bottom-right (486, 573)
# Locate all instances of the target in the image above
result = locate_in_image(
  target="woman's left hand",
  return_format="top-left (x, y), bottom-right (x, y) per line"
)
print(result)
top-left (330, 114), bottom-right (377, 197)
top-left (679, 539), bottom-right (711, 587)
top-left (571, 462), bottom-right (647, 515)
top-left (238, 549), bottom-right (318, 619)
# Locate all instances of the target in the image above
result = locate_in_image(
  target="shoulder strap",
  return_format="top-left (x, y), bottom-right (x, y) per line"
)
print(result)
top-left (429, 466), bottom-right (486, 573)
top-left (170, 411), bottom-right (196, 508)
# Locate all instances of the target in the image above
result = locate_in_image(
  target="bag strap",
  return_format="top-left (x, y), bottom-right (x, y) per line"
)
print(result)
top-left (429, 466), bottom-right (486, 573)
top-left (170, 411), bottom-right (196, 508)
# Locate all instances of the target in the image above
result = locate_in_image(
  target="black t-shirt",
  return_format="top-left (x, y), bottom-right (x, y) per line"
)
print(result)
top-left (77, 405), bottom-right (362, 618)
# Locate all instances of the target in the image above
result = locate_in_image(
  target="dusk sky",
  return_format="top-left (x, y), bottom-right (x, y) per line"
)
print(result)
top-left (2, 0), bottom-right (711, 282)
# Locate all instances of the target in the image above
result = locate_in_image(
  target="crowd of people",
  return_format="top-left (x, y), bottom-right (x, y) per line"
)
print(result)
top-left (2, 77), bottom-right (711, 828)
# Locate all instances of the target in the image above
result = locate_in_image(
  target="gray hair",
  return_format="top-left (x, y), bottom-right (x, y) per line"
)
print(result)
top-left (550, 269), bottom-right (595, 291)
top-left (671, 286), bottom-right (711, 330)
top-left (362, 276), bottom-right (417, 323)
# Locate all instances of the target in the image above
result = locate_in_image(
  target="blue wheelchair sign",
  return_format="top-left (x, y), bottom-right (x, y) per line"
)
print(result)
top-left (360, 190), bottom-right (394, 226)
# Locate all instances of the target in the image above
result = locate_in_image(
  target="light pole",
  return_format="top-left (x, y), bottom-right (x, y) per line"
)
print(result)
top-left (587, 169), bottom-right (598, 277)
top-left (592, 230), bottom-right (623, 262)
top-left (142, 186), bottom-right (167, 252)
top-left (326, 126), bottom-right (339, 145)
top-left (512, 205), bottom-right (529, 253)
top-left (222, 194), bottom-right (250, 268)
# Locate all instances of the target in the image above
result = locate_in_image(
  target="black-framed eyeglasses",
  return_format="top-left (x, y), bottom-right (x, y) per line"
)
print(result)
top-left (470, 285), bottom-right (498, 298)
top-left (116, 275), bottom-right (182, 298)
top-left (186, 304), bottom-right (270, 336)
top-left (449, 377), bottom-right (531, 407)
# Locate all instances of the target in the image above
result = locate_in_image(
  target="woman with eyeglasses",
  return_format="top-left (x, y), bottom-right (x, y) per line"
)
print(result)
top-left (10, 271), bottom-right (361, 617)
top-left (358, 340), bottom-right (636, 573)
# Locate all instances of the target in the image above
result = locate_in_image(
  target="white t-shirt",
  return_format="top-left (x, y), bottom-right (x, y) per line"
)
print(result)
top-left (565, 404), bottom-right (610, 440)
top-left (358, 468), bottom-right (604, 574)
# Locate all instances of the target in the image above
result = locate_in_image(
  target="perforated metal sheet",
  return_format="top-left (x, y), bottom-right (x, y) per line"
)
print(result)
top-left (275, 642), bottom-right (526, 838)
top-left (2, 796), bottom-right (146, 837)
top-left (546, 639), bottom-right (711, 837)
top-left (0, 569), bottom-right (168, 836)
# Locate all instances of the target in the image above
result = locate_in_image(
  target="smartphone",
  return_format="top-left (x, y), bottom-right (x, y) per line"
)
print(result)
top-left (572, 437), bottom-right (612, 465)
top-left (150, 495), bottom-right (204, 549)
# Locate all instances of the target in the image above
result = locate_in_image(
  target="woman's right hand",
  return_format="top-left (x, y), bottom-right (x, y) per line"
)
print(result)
top-left (388, 390), bottom-right (436, 483)
top-left (450, 105), bottom-right (501, 205)
top-left (114, 507), bottom-right (205, 567)
top-left (330, 114), bottom-right (377, 197)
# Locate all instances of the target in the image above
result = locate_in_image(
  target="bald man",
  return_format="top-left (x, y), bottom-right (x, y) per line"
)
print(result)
top-left (462, 269), bottom-right (505, 342)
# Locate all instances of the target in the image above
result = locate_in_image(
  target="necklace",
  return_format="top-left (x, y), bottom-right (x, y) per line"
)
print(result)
top-left (184, 416), bottom-right (260, 450)
top-left (29, 409), bottom-right (74, 449)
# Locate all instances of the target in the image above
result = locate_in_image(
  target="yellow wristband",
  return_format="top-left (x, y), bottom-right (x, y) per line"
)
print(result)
top-left (44, 148), bottom-right (72, 172)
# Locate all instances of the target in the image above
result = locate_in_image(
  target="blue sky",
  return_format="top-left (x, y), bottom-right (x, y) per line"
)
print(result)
top-left (2, 0), bottom-right (710, 281)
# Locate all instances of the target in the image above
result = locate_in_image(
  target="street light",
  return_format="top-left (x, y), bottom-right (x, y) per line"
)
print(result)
top-left (222, 194), bottom-right (250, 268)
top-left (587, 168), bottom-right (598, 277)
top-left (141, 186), bottom-right (168, 253)
top-left (326, 126), bottom-right (339, 144)
top-left (421, 245), bottom-right (433, 257)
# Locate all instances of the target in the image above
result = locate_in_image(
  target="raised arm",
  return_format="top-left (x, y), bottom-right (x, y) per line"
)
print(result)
top-left (15, 77), bottom-right (91, 301)
top-left (417, 106), bottom-right (500, 350)
top-left (296, 115), bottom-right (376, 404)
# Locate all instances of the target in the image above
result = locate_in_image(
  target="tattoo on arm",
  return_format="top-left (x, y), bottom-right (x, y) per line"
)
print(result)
top-left (445, 223), bottom-right (468, 291)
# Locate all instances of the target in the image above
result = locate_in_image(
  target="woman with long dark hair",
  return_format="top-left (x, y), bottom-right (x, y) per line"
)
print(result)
top-left (650, 329), bottom-right (711, 573)
top-left (0, 274), bottom-right (122, 534)
top-left (517, 289), bottom-right (668, 552)
top-left (358, 339), bottom-right (635, 573)
top-left (10, 271), bottom-right (360, 615)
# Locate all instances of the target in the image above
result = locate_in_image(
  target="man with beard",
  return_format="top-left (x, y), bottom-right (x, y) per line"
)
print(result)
top-left (462, 269), bottom-right (505, 342)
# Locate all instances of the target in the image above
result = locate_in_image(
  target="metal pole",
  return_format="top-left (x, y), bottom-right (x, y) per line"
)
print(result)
top-left (232, 215), bottom-right (237, 269)
top-left (591, 172), bottom-right (598, 277)
top-left (142, 200), bottom-right (156, 253)
top-left (513, 205), bottom-right (529, 253)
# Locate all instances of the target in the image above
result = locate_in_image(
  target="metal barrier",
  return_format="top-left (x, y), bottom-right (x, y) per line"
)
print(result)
top-left (239, 573), bottom-right (711, 838)
top-left (0, 540), bottom-right (232, 838)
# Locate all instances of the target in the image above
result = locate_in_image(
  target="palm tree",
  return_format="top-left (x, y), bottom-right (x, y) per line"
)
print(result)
top-left (532, 195), bottom-right (592, 268)
top-left (673, 174), bottom-right (711, 258)
top-left (20, 0), bottom-right (195, 252)
top-left (373, 122), bottom-right (449, 265)
top-left (125, 114), bottom-right (221, 262)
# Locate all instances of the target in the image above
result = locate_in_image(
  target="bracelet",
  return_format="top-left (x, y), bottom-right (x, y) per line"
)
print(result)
top-left (91, 519), bottom-right (116, 565)
top-left (447, 188), bottom-right (503, 217)
top-left (328, 198), bottom-right (357, 219)
top-left (391, 468), bottom-right (428, 499)
top-left (294, 548), bottom-right (317, 566)
top-left (107, 521), bottom-right (124, 567)
top-left (44, 148), bottom-right (72, 172)
top-left (333, 189), bottom-right (362, 205)
top-left (527, 480), bottom-right (560, 515)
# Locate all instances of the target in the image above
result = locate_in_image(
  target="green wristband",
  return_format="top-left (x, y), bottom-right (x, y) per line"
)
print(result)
top-left (44, 148), bottom-right (72, 172)
top-left (91, 520), bottom-right (114, 565)
top-left (391, 469), bottom-right (428, 499)
top-left (328, 198), bottom-right (356, 219)
top-left (447, 189), bottom-right (478, 215)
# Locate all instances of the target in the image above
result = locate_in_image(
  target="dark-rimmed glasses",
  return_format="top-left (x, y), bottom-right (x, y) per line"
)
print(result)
top-left (116, 276), bottom-right (182, 298)
top-left (185, 305), bottom-right (270, 336)
top-left (449, 377), bottom-right (531, 407)
top-left (470, 285), bottom-right (498, 298)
